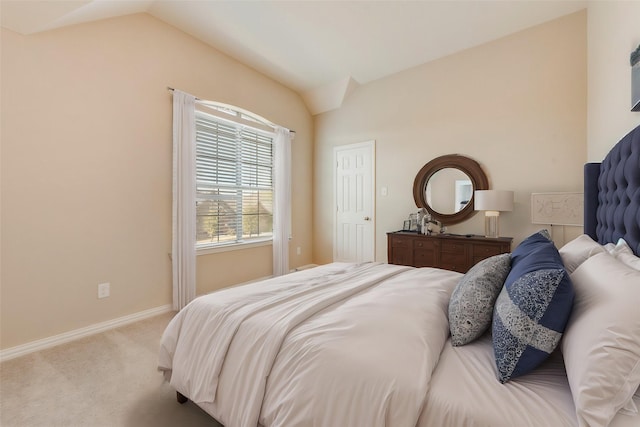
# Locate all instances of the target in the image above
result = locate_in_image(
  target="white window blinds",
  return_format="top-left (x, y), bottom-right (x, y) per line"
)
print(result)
top-left (195, 110), bottom-right (274, 248)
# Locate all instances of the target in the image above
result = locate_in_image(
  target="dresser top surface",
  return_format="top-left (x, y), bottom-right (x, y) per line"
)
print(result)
top-left (388, 231), bottom-right (512, 244)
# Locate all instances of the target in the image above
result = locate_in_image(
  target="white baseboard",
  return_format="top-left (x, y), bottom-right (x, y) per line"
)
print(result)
top-left (293, 264), bottom-right (318, 271)
top-left (0, 304), bottom-right (173, 363)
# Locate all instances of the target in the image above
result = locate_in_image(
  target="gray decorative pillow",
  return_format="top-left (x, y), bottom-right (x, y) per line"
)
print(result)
top-left (449, 253), bottom-right (511, 346)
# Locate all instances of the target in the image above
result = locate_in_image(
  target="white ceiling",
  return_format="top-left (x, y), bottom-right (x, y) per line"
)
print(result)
top-left (1, 0), bottom-right (587, 114)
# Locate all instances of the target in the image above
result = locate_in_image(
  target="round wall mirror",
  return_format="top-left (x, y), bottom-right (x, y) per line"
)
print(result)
top-left (413, 154), bottom-right (489, 225)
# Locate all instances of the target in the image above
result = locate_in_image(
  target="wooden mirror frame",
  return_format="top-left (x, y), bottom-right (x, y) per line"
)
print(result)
top-left (412, 154), bottom-right (489, 225)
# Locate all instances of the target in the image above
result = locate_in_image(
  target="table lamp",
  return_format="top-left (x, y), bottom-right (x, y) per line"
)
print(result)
top-left (474, 190), bottom-right (514, 238)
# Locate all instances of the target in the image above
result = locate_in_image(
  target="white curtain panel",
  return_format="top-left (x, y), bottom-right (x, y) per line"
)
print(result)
top-left (273, 127), bottom-right (292, 276)
top-left (172, 90), bottom-right (196, 310)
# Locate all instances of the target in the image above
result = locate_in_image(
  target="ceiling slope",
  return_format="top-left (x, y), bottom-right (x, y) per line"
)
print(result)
top-left (1, 0), bottom-right (587, 114)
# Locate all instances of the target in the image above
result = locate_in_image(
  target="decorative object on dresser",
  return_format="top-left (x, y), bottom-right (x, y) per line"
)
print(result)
top-left (387, 231), bottom-right (512, 273)
top-left (473, 190), bottom-right (514, 238)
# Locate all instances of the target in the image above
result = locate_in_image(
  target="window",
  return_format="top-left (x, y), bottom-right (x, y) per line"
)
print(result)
top-left (195, 109), bottom-right (274, 249)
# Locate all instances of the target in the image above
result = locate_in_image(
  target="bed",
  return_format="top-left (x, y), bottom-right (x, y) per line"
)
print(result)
top-left (158, 124), bottom-right (640, 427)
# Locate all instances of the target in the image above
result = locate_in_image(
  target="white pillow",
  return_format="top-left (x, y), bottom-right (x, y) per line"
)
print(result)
top-left (609, 238), bottom-right (630, 254)
top-left (610, 238), bottom-right (640, 271)
top-left (562, 252), bottom-right (640, 427)
top-left (604, 238), bottom-right (629, 254)
top-left (558, 234), bottom-right (605, 274)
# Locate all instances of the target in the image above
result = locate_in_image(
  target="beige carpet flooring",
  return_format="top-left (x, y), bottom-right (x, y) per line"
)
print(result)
top-left (0, 312), bottom-right (223, 427)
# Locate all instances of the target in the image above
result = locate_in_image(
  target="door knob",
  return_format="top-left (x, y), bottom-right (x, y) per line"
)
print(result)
top-left (364, 216), bottom-right (371, 221)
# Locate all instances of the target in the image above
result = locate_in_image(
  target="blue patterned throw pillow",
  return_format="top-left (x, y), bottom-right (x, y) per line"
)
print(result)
top-left (492, 230), bottom-right (574, 383)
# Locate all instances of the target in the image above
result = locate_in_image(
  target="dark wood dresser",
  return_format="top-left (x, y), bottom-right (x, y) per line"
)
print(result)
top-left (387, 231), bottom-right (512, 273)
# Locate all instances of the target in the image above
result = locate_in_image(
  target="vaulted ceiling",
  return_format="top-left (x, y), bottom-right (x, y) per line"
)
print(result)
top-left (1, 0), bottom-right (587, 114)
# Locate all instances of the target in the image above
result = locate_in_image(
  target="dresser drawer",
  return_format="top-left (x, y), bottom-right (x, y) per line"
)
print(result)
top-left (441, 241), bottom-right (465, 254)
top-left (440, 251), bottom-right (467, 273)
top-left (440, 251), bottom-right (466, 265)
top-left (414, 239), bottom-right (437, 250)
top-left (414, 249), bottom-right (437, 268)
top-left (390, 235), bottom-right (412, 248)
top-left (472, 244), bottom-right (505, 258)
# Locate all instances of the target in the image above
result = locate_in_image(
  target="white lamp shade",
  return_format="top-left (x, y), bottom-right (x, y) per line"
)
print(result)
top-left (474, 190), bottom-right (514, 212)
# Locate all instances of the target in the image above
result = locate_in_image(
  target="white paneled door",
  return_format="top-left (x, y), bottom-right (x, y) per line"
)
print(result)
top-left (334, 141), bottom-right (375, 263)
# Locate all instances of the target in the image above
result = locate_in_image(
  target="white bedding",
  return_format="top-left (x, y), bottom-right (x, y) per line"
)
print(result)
top-left (159, 262), bottom-right (460, 427)
top-left (420, 334), bottom-right (640, 427)
top-left (421, 334), bottom-right (577, 426)
top-left (158, 261), bottom-right (640, 427)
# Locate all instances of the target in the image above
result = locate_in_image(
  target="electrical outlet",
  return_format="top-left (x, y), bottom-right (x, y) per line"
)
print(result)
top-left (296, 246), bottom-right (301, 255)
top-left (98, 282), bottom-right (110, 299)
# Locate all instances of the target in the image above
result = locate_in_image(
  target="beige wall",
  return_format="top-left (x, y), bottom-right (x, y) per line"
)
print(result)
top-left (0, 13), bottom-right (313, 350)
top-left (313, 11), bottom-right (587, 264)
top-left (587, 0), bottom-right (640, 160)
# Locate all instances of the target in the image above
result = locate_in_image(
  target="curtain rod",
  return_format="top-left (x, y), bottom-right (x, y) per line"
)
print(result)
top-left (167, 87), bottom-right (295, 134)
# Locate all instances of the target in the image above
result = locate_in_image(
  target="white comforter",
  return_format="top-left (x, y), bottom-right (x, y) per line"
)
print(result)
top-left (158, 262), bottom-right (460, 427)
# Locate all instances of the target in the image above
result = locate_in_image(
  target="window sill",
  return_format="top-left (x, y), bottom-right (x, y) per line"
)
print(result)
top-left (197, 239), bottom-right (272, 256)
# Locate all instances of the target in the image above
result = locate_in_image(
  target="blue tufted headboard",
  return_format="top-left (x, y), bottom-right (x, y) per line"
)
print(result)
top-left (584, 124), bottom-right (640, 256)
